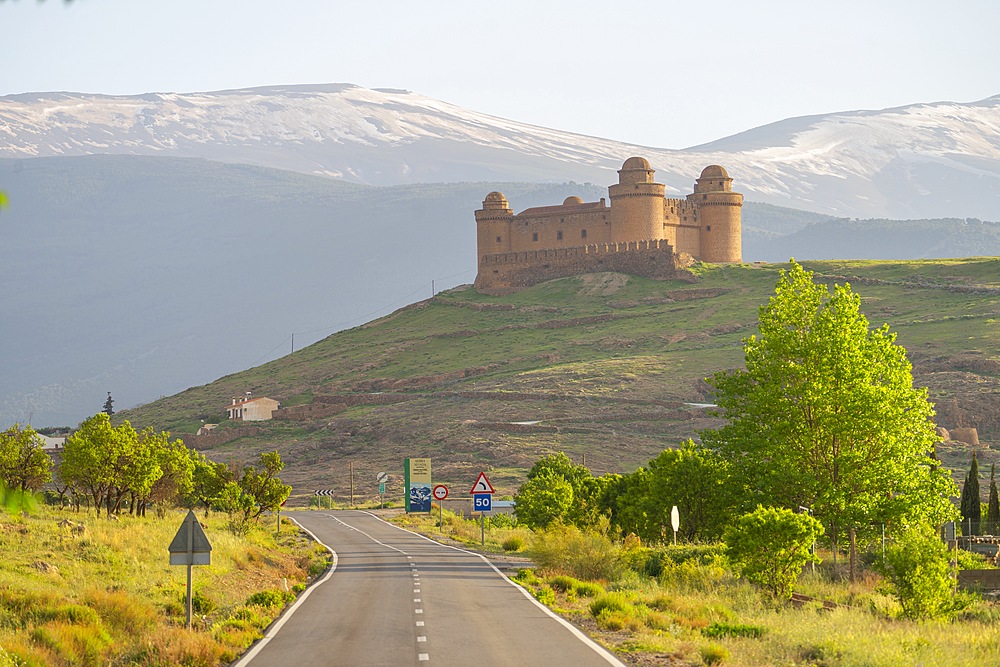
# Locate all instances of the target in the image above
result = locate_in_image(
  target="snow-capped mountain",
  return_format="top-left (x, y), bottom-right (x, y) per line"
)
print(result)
top-left (2, 83), bottom-right (998, 220)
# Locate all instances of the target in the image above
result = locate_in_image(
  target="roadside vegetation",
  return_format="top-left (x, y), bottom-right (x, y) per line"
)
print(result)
top-left (0, 420), bottom-right (326, 666)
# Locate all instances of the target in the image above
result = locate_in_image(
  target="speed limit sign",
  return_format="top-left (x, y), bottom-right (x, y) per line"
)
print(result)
top-left (432, 484), bottom-right (449, 501)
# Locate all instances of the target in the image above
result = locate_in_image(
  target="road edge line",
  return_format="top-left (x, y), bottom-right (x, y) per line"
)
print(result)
top-left (231, 516), bottom-right (339, 666)
top-left (360, 511), bottom-right (626, 667)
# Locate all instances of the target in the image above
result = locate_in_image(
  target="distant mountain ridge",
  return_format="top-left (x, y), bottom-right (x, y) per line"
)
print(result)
top-left (2, 84), bottom-right (998, 219)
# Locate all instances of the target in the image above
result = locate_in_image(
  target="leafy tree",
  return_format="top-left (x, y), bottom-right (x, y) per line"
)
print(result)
top-left (987, 463), bottom-right (1000, 536)
top-left (880, 524), bottom-right (960, 619)
top-left (701, 260), bottom-right (957, 550)
top-left (724, 505), bottom-right (824, 598)
top-left (103, 392), bottom-right (114, 416)
top-left (514, 453), bottom-right (605, 529)
top-left (959, 451), bottom-right (982, 535)
top-left (0, 424), bottom-right (53, 492)
top-left (219, 451), bottom-right (291, 524)
top-left (185, 451), bottom-right (233, 511)
top-left (609, 441), bottom-right (733, 542)
top-left (133, 429), bottom-right (193, 516)
top-left (514, 469), bottom-right (574, 529)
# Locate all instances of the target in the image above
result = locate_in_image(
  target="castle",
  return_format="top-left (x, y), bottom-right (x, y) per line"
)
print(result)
top-left (474, 157), bottom-right (742, 294)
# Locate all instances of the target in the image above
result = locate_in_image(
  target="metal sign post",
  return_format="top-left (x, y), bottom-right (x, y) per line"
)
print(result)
top-left (377, 472), bottom-right (388, 509)
top-left (469, 473), bottom-right (495, 546)
top-left (433, 485), bottom-right (449, 530)
top-left (168, 511), bottom-right (212, 629)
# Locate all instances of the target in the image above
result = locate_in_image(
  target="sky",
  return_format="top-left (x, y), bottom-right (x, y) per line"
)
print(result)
top-left (3, 0), bottom-right (1000, 150)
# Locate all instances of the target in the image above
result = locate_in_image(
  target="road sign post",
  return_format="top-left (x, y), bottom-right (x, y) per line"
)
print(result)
top-left (432, 485), bottom-right (449, 530)
top-left (168, 510), bottom-right (212, 629)
top-left (377, 471), bottom-right (388, 509)
top-left (469, 473), bottom-right (496, 546)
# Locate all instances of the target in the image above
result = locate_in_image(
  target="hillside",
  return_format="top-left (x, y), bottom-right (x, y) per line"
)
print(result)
top-left (117, 259), bottom-right (1000, 503)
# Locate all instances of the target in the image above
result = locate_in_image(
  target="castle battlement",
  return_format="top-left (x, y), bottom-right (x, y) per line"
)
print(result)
top-left (474, 158), bottom-right (741, 294)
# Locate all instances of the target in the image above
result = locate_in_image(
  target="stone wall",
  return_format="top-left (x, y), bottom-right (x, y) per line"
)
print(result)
top-left (475, 239), bottom-right (695, 295)
top-left (959, 569), bottom-right (1000, 591)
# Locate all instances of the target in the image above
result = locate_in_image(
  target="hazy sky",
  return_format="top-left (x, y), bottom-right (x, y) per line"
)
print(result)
top-left (3, 0), bottom-right (999, 148)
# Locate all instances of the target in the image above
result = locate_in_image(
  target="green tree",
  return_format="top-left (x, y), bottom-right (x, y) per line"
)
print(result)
top-left (514, 469), bottom-right (574, 529)
top-left (185, 451), bottom-right (232, 511)
top-left (0, 424), bottom-right (53, 492)
top-left (701, 260), bottom-right (957, 549)
top-left (959, 451), bottom-right (982, 535)
top-left (237, 451), bottom-right (291, 520)
top-left (880, 524), bottom-right (959, 619)
top-left (515, 453), bottom-right (605, 529)
top-left (134, 430), bottom-right (193, 516)
top-left (724, 505), bottom-right (824, 598)
top-left (611, 441), bottom-right (732, 542)
top-left (987, 463), bottom-right (1000, 536)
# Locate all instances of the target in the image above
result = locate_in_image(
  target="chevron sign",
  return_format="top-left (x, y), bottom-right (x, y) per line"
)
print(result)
top-left (314, 489), bottom-right (335, 497)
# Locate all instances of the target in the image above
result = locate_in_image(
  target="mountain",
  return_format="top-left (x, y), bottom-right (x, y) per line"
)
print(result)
top-left (2, 84), bottom-right (998, 220)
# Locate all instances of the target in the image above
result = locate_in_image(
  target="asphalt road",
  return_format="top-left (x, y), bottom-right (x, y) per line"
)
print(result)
top-left (235, 510), bottom-right (625, 667)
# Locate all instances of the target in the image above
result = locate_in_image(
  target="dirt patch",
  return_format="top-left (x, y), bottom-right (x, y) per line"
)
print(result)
top-left (577, 272), bottom-right (631, 296)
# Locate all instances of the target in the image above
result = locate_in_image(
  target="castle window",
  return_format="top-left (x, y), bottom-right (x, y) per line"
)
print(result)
top-left (706, 225), bottom-right (712, 232)
top-left (532, 232), bottom-right (538, 242)
top-left (560, 218), bottom-right (565, 223)
top-left (581, 229), bottom-right (587, 238)
top-left (557, 231), bottom-right (563, 240)
top-left (496, 236), bottom-right (501, 243)
top-left (703, 194), bottom-right (707, 200)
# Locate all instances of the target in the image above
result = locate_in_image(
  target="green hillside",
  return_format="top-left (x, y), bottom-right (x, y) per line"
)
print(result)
top-left (117, 259), bottom-right (1000, 502)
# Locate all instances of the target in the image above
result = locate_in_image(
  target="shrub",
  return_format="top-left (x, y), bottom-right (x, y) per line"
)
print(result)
top-left (703, 622), bottom-right (767, 639)
top-left (589, 592), bottom-right (633, 617)
top-left (596, 609), bottom-right (642, 631)
top-left (501, 536), bottom-right (525, 552)
top-left (489, 513), bottom-right (519, 529)
top-left (245, 590), bottom-right (294, 608)
top-left (700, 642), bottom-right (730, 665)
top-left (574, 581), bottom-right (605, 597)
top-left (530, 521), bottom-right (622, 581)
top-left (724, 506), bottom-right (823, 598)
top-left (514, 568), bottom-right (540, 586)
top-left (879, 524), bottom-right (962, 619)
top-left (533, 585), bottom-right (556, 606)
top-left (548, 575), bottom-right (578, 593)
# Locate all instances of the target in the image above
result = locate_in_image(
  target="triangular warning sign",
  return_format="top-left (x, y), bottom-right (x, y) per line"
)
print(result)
top-left (470, 472), bottom-right (496, 494)
top-left (168, 510), bottom-right (213, 554)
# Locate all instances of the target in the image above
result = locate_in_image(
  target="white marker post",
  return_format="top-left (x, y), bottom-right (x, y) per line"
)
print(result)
top-left (670, 505), bottom-right (679, 546)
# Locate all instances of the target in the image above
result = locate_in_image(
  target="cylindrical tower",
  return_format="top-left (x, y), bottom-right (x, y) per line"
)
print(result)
top-left (688, 165), bottom-right (742, 263)
top-left (608, 157), bottom-right (665, 243)
top-left (475, 191), bottom-right (513, 260)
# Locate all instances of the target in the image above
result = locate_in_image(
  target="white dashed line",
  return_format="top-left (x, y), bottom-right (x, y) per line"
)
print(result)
top-left (416, 621), bottom-right (425, 627)
top-left (414, 598), bottom-right (421, 602)
top-left (417, 636), bottom-right (427, 642)
top-left (415, 609), bottom-right (423, 614)
top-left (418, 654), bottom-right (429, 661)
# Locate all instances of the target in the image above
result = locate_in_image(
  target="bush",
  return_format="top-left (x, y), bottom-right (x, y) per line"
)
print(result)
top-left (530, 521), bottom-right (622, 581)
top-left (245, 590), bottom-right (294, 609)
top-left (501, 536), bottom-right (525, 552)
top-left (589, 592), bottom-right (633, 617)
top-left (724, 506), bottom-right (823, 598)
top-left (574, 581), bottom-right (606, 597)
top-left (533, 585), bottom-right (556, 606)
top-left (700, 642), bottom-right (730, 665)
top-left (879, 524), bottom-right (962, 619)
top-left (703, 622), bottom-right (767, 639)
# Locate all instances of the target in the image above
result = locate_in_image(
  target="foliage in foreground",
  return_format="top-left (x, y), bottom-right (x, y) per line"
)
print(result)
top-left (879, 523), bottom-right (966, 620)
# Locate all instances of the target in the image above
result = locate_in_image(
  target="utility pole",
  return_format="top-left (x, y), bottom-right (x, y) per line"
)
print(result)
top-left (291, 333), bottom-right (295, 354)
top-left (350, 461), bottom-right (355, 508)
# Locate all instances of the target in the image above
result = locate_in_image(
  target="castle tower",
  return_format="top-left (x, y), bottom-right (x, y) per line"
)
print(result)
top-left (688, 165), bottom-right (742, 263)
top-left (475, 191), bottom-right (514, 260)
top-left (608, 157), bottom-right (665, 243)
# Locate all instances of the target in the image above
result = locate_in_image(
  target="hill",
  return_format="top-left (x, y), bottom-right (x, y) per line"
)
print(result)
top-left (4, 155), bottom-right (996, 429)
top-left (116, 259), bottom-right (1000, 502)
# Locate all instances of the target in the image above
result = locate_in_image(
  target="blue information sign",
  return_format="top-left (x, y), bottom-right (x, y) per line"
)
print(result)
top-left (473, 493), bottom-right (492, 512)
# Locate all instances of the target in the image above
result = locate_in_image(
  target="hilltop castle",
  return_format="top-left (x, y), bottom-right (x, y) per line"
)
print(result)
top-left (474, 157), bottom-right (742, 294)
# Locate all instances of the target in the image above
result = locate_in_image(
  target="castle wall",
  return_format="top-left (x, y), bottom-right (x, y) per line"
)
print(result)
top-left (475, 239), bottom-right (695, 295)
top-left (507, 206), bottom-right (610, 253)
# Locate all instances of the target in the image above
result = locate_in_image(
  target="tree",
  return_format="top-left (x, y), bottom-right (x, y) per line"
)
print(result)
top-left (238, 451), bottom-right (291, 519)
top-left (134, 429), bottom-right (193, 516)
top-left (987, 463), bottom-right (1000, 536)
top-left (725, 506), bottom-right (823, 598)
top-left (0, 424), bottom-right (53, 492)
top-left (514, 453), bottom-right (605, 529)
top-left (514, 469), bottom-right (574, 529)
top-left (185, 451), bottom-right (232, 512)
top-left (103, 392), bottom-right (114, 416)
top-left (959, 451), bottom-right (982, 535)
top-left (701, 261), bottom-right (958, 549)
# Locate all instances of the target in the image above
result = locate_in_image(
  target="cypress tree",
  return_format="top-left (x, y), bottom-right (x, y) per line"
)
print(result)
top-left (987, 463), bottom-right (1000, 536)
top-left (959, 451), bottom-right (981, 535)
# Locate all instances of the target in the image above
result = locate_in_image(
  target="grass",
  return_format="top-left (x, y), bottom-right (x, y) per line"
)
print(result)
top-left (0, 505), bottom-right (328, 666)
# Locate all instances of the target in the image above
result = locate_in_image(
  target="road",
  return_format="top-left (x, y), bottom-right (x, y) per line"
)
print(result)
top-left (236, 510), bottom-right (625, 667)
